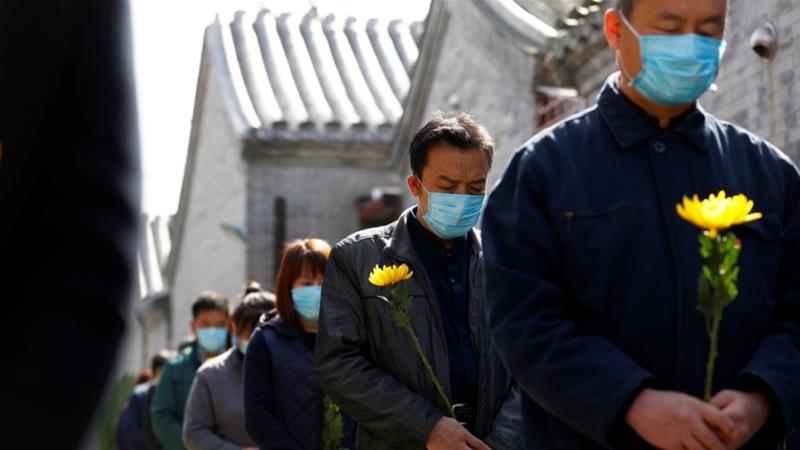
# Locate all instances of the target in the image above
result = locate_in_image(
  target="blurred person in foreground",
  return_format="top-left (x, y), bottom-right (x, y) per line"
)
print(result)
top-left (0, 0), bottom-right (140, 447)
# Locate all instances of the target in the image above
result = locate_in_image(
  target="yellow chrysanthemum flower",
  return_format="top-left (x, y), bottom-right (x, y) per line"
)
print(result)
top-left (368, 263), bottom-right (414, 287)
top-left (676, 190), bottom-right (762, 238)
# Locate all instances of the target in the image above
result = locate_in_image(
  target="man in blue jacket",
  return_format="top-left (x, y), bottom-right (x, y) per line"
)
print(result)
top-left (482, 0), bottom-right (800, 449)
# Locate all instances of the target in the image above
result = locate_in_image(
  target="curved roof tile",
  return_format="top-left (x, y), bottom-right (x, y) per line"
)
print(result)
top-left (277, 13), bottom-right (338, 129)
top-left (253, 11), bottom-right (313, 129)
top-left (209, 8), bottom-right (421, 138)
top-left (388, 20), bottom-right (420, 74)
top-left (366, 18), bottom-right (411, 101)
top-left (323, 15), bottom-right (388, 128)
top-left (301, 13), bottom-right (364, 129)
top-left (229, 11), bottom-right (285, 128)
top-left (344, 17), bottom-right (403, 124)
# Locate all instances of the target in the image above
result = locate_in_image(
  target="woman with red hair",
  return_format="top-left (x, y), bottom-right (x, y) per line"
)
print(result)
top-left (244, 238), bottom-right (354, 449)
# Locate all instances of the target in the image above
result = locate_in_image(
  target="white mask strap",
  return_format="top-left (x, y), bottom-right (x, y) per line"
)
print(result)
top-left (618, 12), bottom-right (642, 39)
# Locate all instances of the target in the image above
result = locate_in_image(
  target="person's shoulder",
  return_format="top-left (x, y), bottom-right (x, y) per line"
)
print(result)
top-left (197, 348), bottom-right (233, 374)
top-left (132, 382), bottom-right (150, 397)
top-left (166, 344), bottom-right (201, 373)
top-left (332, 218), bottom-right (397, 256)
top-left (709, 116), bottom-right (799, 174)
top-left (511, 105), bottom-right (601, 168)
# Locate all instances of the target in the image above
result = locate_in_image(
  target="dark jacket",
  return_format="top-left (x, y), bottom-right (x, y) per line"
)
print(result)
top-left (244, 317), bottom-right (356, 450)
top-left (0, 0), bottom-right (139, 448)
top-left (118, 383), bottom-right (151, 450)
top-left (151, 344), bottom-right (202, 450)
top-left (314, 208), bottom-right (523, 450)
top-left (144, 384), bottom-right (164, 450)
top-left (482, 74), bottom-right (800, 449)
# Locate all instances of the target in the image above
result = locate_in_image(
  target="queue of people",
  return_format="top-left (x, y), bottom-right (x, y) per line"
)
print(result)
top-left (115, 1), bottom-right (799, 447)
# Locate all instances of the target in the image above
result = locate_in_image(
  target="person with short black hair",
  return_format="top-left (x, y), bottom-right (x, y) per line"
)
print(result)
top-left (150, 292), bottom-right (230, 450)
top-left (183, 289), bottom-right (275, 450)
top-left (315, 112), bottom-right (522, 449)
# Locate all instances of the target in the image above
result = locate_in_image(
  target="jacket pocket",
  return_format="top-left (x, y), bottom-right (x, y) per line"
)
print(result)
top-left (562, 204), bottom-right (639, 235)
top-left (560, 203), bottom-right (646, 319)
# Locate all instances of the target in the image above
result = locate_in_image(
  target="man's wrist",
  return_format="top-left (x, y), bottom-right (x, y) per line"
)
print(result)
top-left (735, 373), bottom-right (782, 439)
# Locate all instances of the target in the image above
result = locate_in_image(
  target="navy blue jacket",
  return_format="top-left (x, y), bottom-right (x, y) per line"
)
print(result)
top-left (117, 383), bottom-right (150, 450)
top-left (483, 74), bottom-right (800, 449)
top-left (244, 317), bottom-right (355, 450)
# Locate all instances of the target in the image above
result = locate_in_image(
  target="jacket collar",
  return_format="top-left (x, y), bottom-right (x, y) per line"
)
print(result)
top-left (598, 72), bottom-right (713, 152)
top-left (384, 207), bottom-right (481, 263)
top-left (266, 315), bottom-right (310, 342)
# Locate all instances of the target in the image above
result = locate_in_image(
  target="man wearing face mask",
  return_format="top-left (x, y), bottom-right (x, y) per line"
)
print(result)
top-left (482, 0), bottom-right (800, 449)
top-left (183, 289), bottom-right (275, 450)
top-left (315, 112), bottom-right (523, 450)
top-left (151, 292), bottom-right (231, 450)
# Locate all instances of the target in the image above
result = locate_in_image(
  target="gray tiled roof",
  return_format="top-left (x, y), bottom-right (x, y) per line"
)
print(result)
top-left (209, 9), bottom-right (423, 142)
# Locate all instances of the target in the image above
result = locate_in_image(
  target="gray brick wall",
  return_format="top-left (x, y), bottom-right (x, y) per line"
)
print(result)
top-left (246, 160), bottom-right (400, 287)
top-left (702, 0), bottom-right (800, 163)
top-left (420, 0), bottom-right (538, 189)
top-left (170, 78), bottom-right (248, 344)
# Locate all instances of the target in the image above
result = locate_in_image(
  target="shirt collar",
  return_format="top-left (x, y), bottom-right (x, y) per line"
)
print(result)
top-left (407, 208), bottom-right (468, 260)
top-left (598, 72), bottom-right (712, 152)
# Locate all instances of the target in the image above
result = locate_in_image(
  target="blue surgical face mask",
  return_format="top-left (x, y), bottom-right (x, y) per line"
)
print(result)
top-left (291, 285), bottom-right (322, 324)
top-left (618, 12), bottom-right (726, 106)
top-left (238, 339), bottom-right (249, 355)
top-left (196, 327), bottom-right (228, 354)
top-left (418, 178), bottom-right (485, 240)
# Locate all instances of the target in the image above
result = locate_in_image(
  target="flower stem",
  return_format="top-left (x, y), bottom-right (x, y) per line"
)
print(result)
top-left (402, 324), bottom-right (455, 418)
top-left (704, 312), bottom-right (722, 401)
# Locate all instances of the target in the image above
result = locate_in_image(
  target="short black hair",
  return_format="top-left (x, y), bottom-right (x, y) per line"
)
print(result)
top-left (232, 290), bottom-right (276, 331)
top-left (191, 291), bottom-right (229, 319)
top-left (617, 0), bottom-right (633, 16)
top-left (409, 112), bottom-right (494, 178)
top-left (151, 349), bottom-right (175, 374)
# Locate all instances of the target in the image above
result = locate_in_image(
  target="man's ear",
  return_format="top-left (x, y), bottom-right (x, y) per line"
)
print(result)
top-left (189, 319), bottom-right (196, 334)
top-left (604, 9), bottom-right (622, 50)
top-left (406, 175), bottom-right (421, 198)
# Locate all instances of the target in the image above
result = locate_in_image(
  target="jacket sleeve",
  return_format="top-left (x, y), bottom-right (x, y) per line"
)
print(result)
top-left (150, 362), bottom-right (187, 450)
top-left (182, 371), bottom-right (239, 450)
top-left (243, 329), bottom-right (300, 449)
top-left (314, 246), bottom-right (442, 447)
top-left (484, 385), bottom-right (524, 450)
top-left (737, 158), bottom-right (800, 437)
top-left (481, 147), bottom-right (652, 446)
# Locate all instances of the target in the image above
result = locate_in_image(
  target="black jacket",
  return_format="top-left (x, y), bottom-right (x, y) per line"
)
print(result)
top-left (0, 0), bottom-right (139, 448)
top-left (314, 208), bottom-right (523, 449)
top-left (245, 317), bottom-right (356, 450)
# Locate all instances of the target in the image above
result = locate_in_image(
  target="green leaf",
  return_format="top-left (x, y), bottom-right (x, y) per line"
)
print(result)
top-left (699, 233), bottom-right (713, 258)
top-left (702, 265), bottom-right (714, 283)
top-left (697, 273), bottom-right (714, 317)
top-left (723, 266), bottom-right (740, 303)
top-left (321, 396), bottom-right (344, 450)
